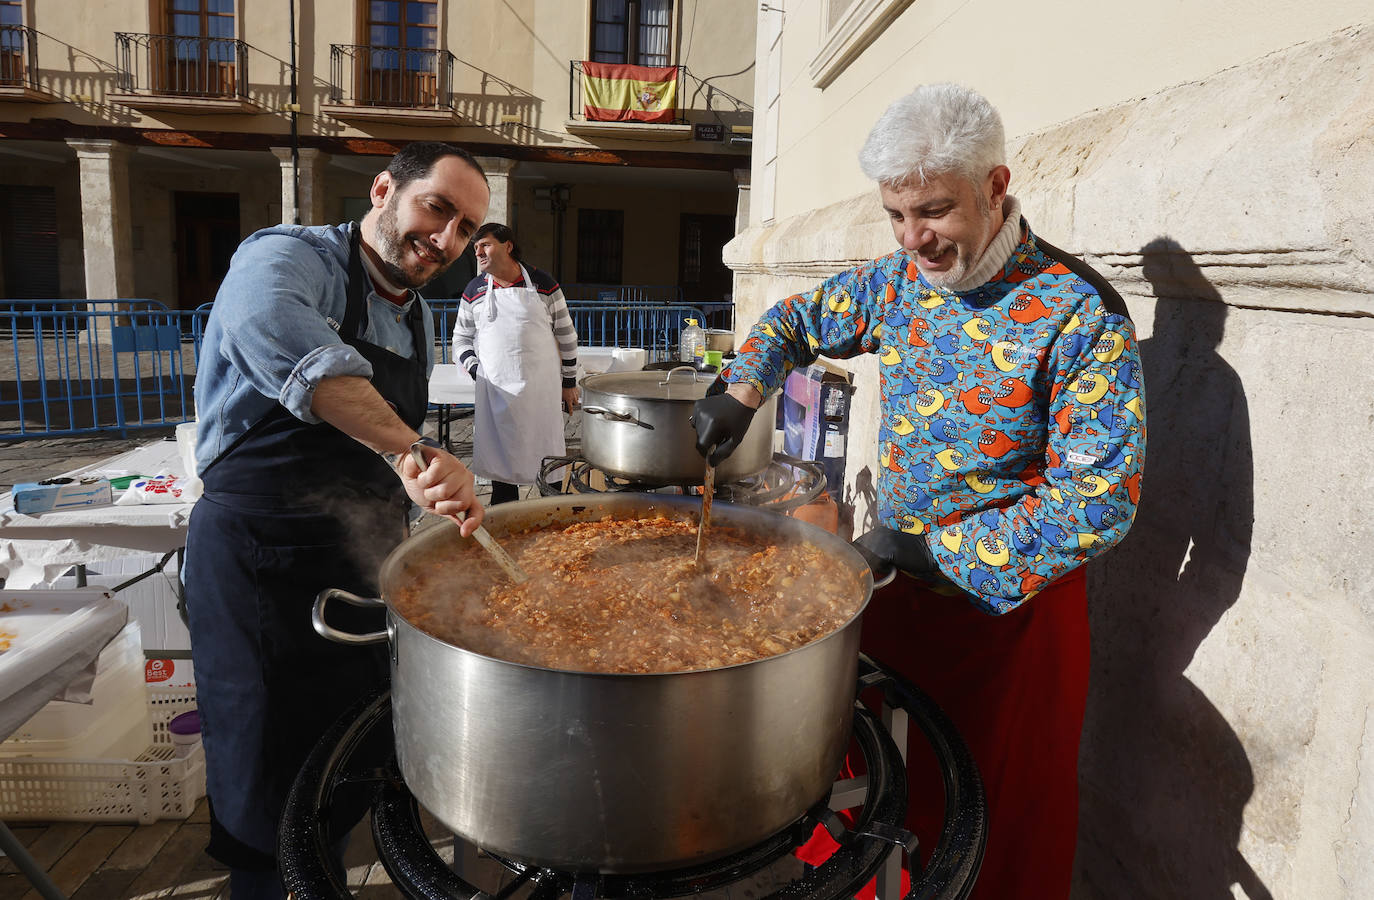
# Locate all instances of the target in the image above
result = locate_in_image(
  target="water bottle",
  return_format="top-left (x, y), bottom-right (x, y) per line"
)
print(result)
top-left (679, 318), bottom-right (706, 366)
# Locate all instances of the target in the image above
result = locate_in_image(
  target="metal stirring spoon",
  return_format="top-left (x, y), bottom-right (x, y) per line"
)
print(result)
top-left (410, 445), bottom-right (530, 583)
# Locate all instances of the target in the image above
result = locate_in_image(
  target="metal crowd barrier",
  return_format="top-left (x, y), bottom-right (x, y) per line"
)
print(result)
top-left (564, 302), bottom-right (706, 363)
top-left (0, 296), bottom-right (714, 439)
top-left (427, 298), bottom-right (707, 364)
top-left (0, 300), bottom-right (196, 439)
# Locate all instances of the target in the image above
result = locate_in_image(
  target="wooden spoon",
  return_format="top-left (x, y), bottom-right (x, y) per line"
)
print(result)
top-left (410, 445), bottom-right (530, 584)
top-left (694, 462), bottom-right (714, 567)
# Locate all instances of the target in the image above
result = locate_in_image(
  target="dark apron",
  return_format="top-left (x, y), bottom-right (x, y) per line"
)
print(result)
top-left (183, 226), bottom-right (429, 870)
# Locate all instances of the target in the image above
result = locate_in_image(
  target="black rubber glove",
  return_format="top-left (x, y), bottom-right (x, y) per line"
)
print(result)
top-left (691, 393), bottom-right (757, 467)
top-left (852, 527), bottom-right (938, 582)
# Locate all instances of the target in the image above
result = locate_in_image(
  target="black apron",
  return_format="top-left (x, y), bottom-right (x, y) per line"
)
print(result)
top-left (183, 226), bottom-right (428, 870)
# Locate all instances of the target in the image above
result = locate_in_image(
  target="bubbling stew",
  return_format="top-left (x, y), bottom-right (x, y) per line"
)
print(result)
top-left (390, 515), bottom-right (864, 674)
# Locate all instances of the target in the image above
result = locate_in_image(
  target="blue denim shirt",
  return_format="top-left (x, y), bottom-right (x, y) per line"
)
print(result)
top-left (192, 222), bottom-right (436, 474)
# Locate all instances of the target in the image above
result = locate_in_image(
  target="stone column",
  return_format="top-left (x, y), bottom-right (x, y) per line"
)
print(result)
top-left (270, 146), bottom-right (328, 225)
top-left (66, 139), bottom-right (135, 301)
top-left (474, 156), bottom-right (517, 226)
top-left (733, 168), bottom-right (752, 235)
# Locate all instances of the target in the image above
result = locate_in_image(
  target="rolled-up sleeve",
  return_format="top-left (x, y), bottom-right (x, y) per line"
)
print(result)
top-left (213, 233), bottom-right (374, 423)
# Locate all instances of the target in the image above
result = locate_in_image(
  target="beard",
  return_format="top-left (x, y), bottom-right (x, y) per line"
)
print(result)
top-left (916, 191), bottom-right (999, 289)
top-left (372, 202), bottom-right (452, 289)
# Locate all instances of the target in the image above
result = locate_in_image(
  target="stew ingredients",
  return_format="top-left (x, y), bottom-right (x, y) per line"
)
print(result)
top-left (391, 515), bottom-right (863, 673)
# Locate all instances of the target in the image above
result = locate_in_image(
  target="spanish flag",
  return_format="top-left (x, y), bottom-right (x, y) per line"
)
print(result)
top-left (582, 61), bottom-right (678, 124)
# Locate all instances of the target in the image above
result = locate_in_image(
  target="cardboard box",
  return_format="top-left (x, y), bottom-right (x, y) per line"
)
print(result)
top-left (780, 363), bottom-right (855, 493)
top-left (12, 477), bottom-right (112, 514)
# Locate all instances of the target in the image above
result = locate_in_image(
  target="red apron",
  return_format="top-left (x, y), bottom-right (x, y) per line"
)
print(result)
top-left (798, 568), bottom-right (1090, 899)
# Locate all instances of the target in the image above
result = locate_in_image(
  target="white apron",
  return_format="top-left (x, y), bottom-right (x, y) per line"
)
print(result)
top-left (471, 266), bottom-right (565, 484)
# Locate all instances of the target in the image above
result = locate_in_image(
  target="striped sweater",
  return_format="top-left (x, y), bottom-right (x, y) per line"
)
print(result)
top-left (453, 266), bottom-right (579, 388)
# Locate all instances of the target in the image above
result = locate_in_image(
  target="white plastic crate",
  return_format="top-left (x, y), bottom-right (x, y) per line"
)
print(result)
top-left (0, 684), bottom-right (204, 823)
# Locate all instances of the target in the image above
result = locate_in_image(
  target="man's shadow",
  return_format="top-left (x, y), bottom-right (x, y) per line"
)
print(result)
top-left (1076, 238), bottom-right (1268, 898)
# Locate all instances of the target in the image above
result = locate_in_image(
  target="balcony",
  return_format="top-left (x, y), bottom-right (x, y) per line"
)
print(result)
top-left (108, 32), bottom-right (259, 115)
top-left (0, 25), bottom-right (58, 102)
top-left (321, 44), bottom-right (462, 126)
top-left (565, 60), bottom-right (691, 141)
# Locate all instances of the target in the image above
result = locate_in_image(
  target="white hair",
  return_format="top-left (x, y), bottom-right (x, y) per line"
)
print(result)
top-left (858, 83), bottom-right (1006, 187)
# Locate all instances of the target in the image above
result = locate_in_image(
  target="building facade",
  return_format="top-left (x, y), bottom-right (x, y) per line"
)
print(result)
top-left (0, 0), bottom-right (754, 308)
top-left (731, 2), bottom-right (1374, 897)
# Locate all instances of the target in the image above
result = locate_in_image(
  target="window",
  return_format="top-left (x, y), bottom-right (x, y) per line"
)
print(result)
top-left (366, 0), bottom-right (437, 53)
top-left (576, 209), bottom-right (624, 285)
top-left (364, 0), bottom-right (440, 106)
top-left (158, 0), bottom-right (238, 95)
top-left (591, 0), bottom-right (672, 67)
top-left (810, 0), bottom-right (916, 88)
top-left (0, 1), bottom-right (24, 87)
top-left (0, 186), bottom-right (60, 299)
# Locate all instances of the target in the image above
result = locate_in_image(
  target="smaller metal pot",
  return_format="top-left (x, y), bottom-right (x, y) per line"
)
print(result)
top-left (580, 367), bottom-right (776, 485)
top-left (705, 329), bottom-right (735, 353)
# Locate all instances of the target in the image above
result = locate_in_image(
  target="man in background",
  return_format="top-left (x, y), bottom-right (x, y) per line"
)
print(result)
top-left (452, 222), bottom-right (579, 504)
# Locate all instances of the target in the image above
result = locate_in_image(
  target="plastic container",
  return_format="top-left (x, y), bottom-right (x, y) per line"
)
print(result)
top-left (0, 685), bottom-right (204, 823)
top-left (0, 623), bottom-right (154, 761)
top-left (679, 318), bottom-right (706, 366)
top-left (168, 710), bottom-right (201, 758)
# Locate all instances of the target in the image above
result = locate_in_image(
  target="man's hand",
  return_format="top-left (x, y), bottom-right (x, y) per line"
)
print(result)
top-left (691, 384), bottom-right (761, 466)
top-left (399, 444), bottom-right (485, 537)
top-left (562, 386), bottom-right (580, 414)
top-left (852, 527), bottom-right (937, 581)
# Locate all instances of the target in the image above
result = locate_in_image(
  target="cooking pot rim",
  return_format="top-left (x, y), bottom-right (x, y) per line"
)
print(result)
top-left (386, 594), bottom-right (870, 678)
top-left (378, 494), bottom-right (875, 678)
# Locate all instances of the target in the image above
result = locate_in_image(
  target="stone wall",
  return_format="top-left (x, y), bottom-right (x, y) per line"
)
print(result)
top-left (724, 24), bottom-right (1374, 899)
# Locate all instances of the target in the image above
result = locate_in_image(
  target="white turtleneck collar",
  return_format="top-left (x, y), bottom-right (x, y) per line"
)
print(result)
top-left (942, 194), bottom-right (1023, 293)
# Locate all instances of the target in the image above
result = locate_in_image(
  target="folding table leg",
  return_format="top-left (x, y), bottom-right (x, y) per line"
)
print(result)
top-left (0, 820), bottom-right (67, 900)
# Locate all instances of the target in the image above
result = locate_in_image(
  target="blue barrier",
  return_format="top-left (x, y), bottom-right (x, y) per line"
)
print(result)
top-left (0, 300), bottom-right (195, 439)
top-left (426, 299), bottom-right (706, 364)
top-left (0, 296), bottom-right (715, 439)
top-left (564, 303), bottom-right (707, 363)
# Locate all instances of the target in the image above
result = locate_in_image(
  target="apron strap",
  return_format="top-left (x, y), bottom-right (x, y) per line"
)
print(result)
top-left (341, 224), bottom-right (369, 339)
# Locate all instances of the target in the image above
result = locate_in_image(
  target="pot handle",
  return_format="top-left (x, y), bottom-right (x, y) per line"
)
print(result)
top-left (660, 365), bottom-right (700, 385)
top-left (581, 405), bottom-right (653, 429)
top-left (313, 588), bottom-right (389, 645)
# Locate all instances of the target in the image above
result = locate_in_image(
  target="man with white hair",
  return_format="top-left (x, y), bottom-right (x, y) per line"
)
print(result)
top-left (693, 83), bottom-right (1145, 897)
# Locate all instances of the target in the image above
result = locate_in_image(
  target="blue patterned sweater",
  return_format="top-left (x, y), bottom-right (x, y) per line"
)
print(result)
top-left (719, 219), bottom-right (1146, 613)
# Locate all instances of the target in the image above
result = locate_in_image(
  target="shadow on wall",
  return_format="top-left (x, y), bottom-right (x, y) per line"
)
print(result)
top-left (1075, 238), bottom-right (1267, 899)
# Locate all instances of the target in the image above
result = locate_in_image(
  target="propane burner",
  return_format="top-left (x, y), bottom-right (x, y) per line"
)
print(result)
top-left (279, 657), bottom-right (985, 900)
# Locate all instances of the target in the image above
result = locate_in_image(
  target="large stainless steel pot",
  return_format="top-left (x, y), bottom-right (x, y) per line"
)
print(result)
top-left (313, 493), bottom-right (880, 873)
top-left (579, 367), bottom-right (776, 485)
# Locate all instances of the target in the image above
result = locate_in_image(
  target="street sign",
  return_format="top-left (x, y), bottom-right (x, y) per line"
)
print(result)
top-left (694, 123), bottom-right (725, 142)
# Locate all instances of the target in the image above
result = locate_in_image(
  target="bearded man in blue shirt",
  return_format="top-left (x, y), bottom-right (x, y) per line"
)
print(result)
top-left (185, 141), bottom-right (490, 898)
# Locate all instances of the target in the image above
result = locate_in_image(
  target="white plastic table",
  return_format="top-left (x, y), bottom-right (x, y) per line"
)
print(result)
top-left (0, 439), bottom-right (195, 589)
top-left (0, 587), bottom-right (127, 900)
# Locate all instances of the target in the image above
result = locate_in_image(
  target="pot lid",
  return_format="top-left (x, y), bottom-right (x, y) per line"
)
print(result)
top-left (583, 368), bottom-right (713, 401)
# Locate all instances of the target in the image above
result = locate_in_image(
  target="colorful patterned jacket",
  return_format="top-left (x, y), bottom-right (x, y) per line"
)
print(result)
top-left (719, 219), bottom-right (1146, 613)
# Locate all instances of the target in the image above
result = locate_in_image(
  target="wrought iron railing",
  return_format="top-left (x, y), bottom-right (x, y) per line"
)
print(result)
top-left (114, 32), bottom-right (249, 99)
top-left (0, 24), bottom-right (40, 91)
top-left (329, 43), bottom-right (455, 110)
top-left (569, 60), bottom-right (687, 125)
